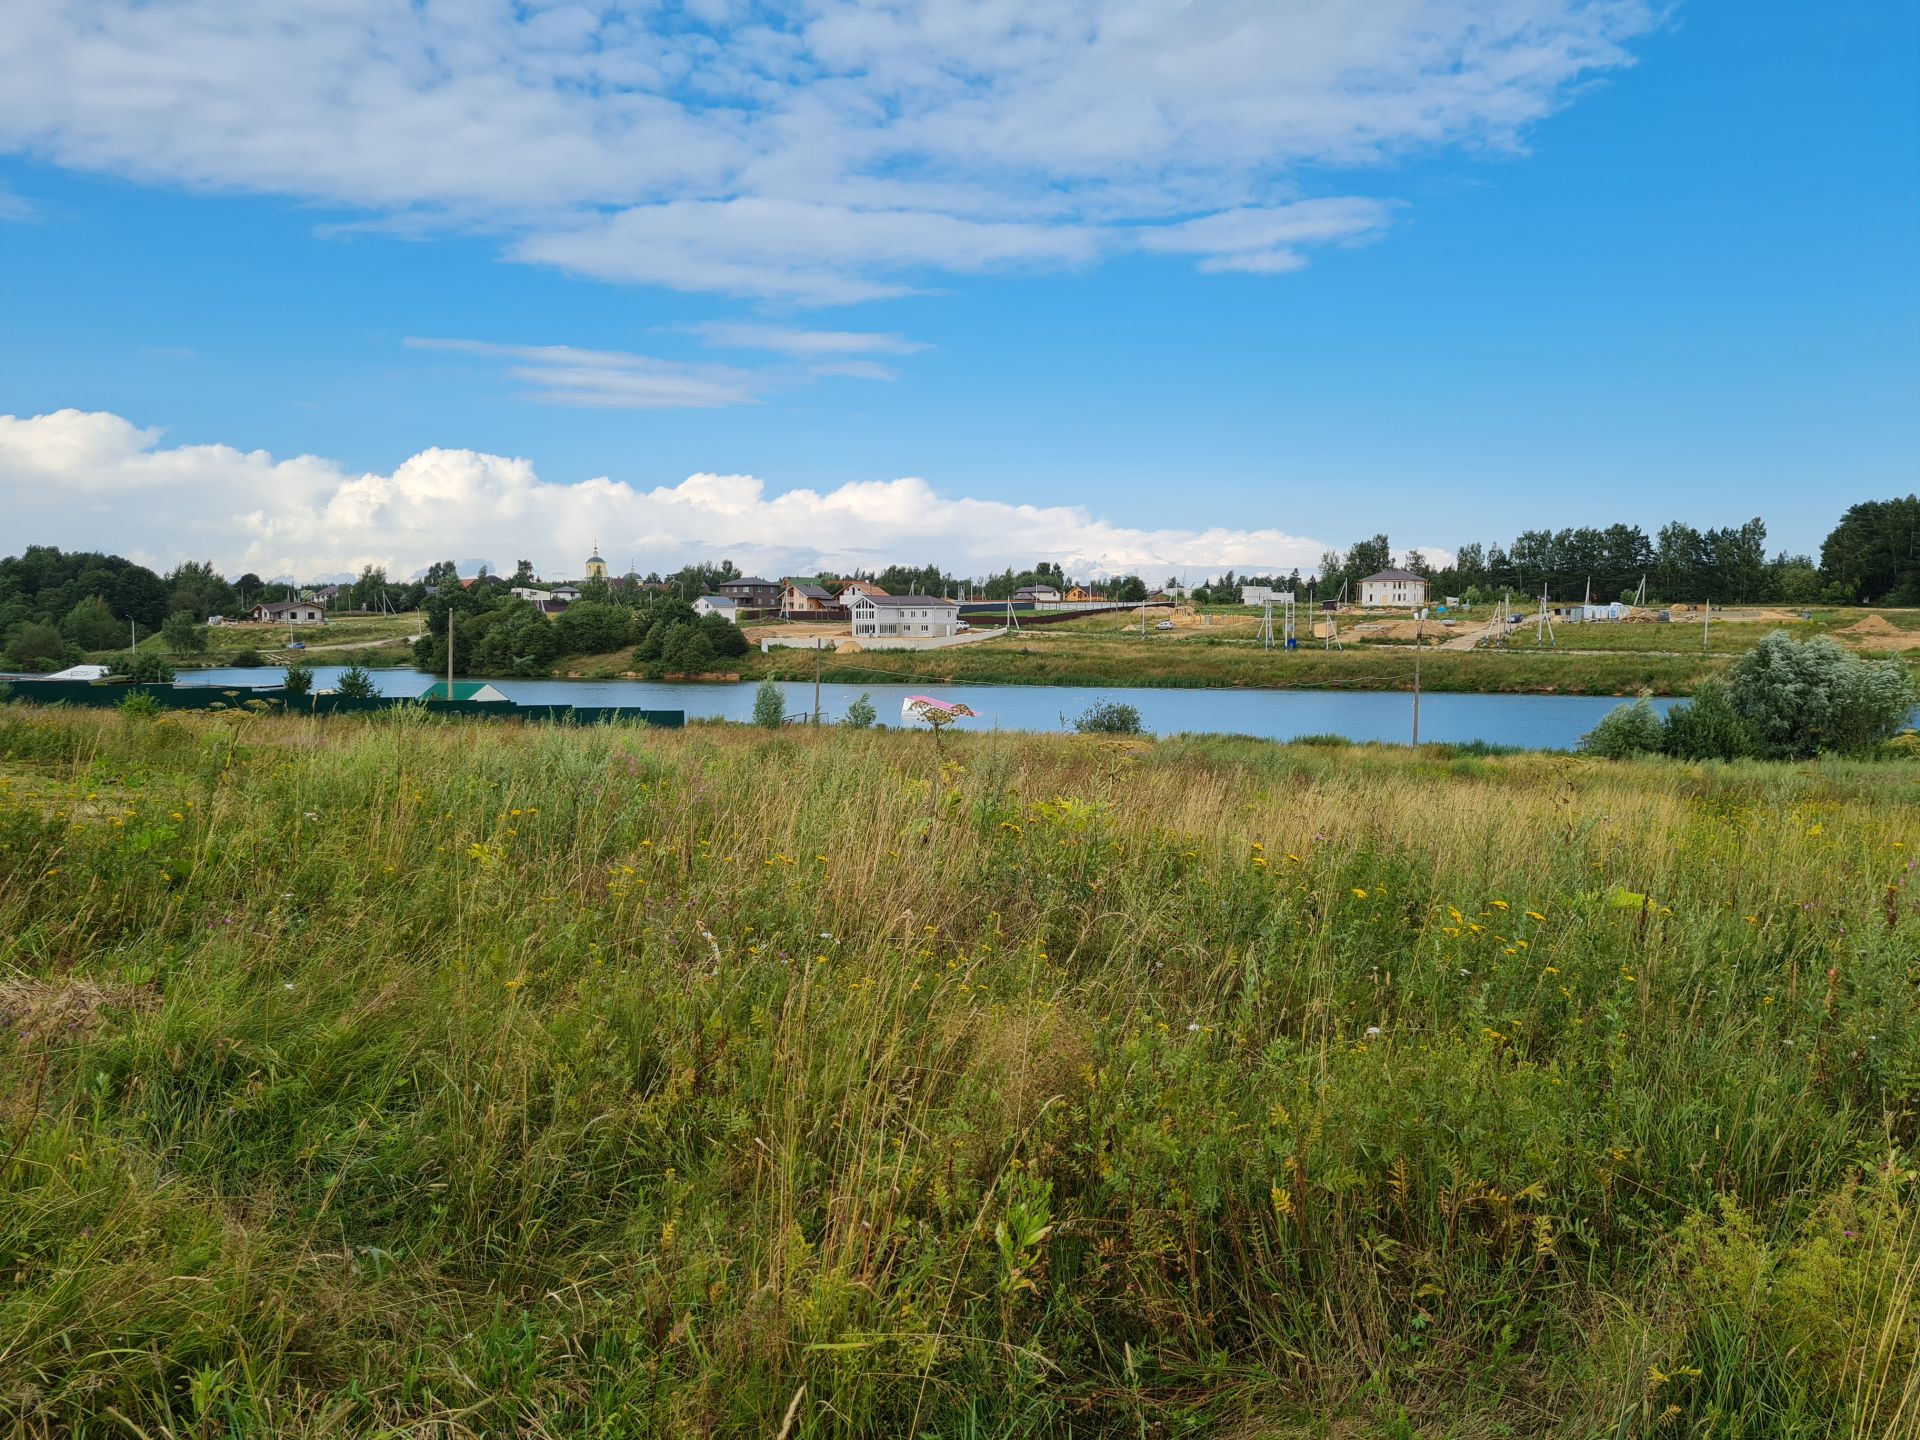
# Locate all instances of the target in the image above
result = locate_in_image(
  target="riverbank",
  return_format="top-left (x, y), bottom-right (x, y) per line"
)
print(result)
top-left (742, 632), bottom-right (1734, 695)
top-left (3, 706), bottom-right (1914, 1435)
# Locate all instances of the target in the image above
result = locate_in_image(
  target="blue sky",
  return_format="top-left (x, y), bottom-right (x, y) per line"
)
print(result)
top-left (0, 0), bottom-right (1914, 581)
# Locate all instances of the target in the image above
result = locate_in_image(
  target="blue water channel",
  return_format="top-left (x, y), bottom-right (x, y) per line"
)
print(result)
top-left (177, 667), bottom-right (1677, 749)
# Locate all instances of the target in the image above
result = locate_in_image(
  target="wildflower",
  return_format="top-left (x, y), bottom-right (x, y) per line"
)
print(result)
top-left (1352, 887), bottom-right (1368, 899)
top-left (1285, 853), bottom-right (1301, 863)
top-left (1187, 1022), bottom-right (1200, 1032)
top-left (1490, 899), bottom-right (1509, 911)
top-left (1543, 965), bottom-right (1560, 975)
top-left (1806, 824), bottom-right (1822, 837)
top-left (1365, 1025), bottom-right (1381, 1037)
top-left (1524, 910), bottom-right (1545, 922)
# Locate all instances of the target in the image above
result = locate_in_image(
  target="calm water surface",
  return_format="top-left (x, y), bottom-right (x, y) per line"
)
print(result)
top-left (180, 667), bottom-right (1677, 749)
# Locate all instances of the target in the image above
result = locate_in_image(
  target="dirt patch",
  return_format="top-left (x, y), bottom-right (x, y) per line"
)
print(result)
top-left (1853, 633), bottom-right (1920, 652)
top-left (1843, 614), bottom-right (1902, 636)
top-left (835, 639), bottom-right (863, 654)
top-left (1352, 619), bottom-right (1456, 642)
top-left (0, 977), bottom-right (155, 1046)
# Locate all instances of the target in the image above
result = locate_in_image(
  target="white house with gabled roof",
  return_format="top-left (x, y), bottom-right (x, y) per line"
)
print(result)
top-left (849, 593), bottom-right (962, 638)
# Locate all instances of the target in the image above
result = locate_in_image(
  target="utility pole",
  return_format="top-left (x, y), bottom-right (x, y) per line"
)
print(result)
top-left (813, 640), bottom-right (822, 725)
top-left (447, 606), bottom-right (455, 697)
top-left (1411, 608), bottom-right (1423, 750)
top-left (1702, 598), bottom-right (1710, 653)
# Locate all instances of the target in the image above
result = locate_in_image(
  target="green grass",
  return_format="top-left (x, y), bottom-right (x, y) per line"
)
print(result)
top-left (1, 703), bottom-right (1916, 1436)
top-left (746, 630), bottom-right (1735, 695)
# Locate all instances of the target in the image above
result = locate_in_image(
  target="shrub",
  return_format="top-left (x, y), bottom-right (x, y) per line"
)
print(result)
top-left (1727, 632), bottom-right (1917, 757)
top-left (843, 693), bottom-right (877, 729)
top-left (230, 649), bottom-right (266, 668)
top-left (661, 625), bottom-right (717, 674)
top-left (1290, 732), bottom-right (1354, 748)
top-left (335, 665), bottom-right (377, 699)
top-left (282, 660), bottom-right (315, 697)
top-left (112, 651), bottom-right (177, 685)
top-left (1660, 678), bottom-right (1756, 761)
top-left (1579, 697), bottom-right (1664, 758)
top-left (752, 679), bottom-right (786, 728)
top-left (1073, 699), bottom-right (1144, 735)
top-left (118, 689), bottom-right (164, 719)
top-left (5, 621), bottom-right (74, 671)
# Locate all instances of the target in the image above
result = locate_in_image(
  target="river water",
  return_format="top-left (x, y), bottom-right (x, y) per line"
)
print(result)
top-left (177, 667), bottom-right (1676, 749)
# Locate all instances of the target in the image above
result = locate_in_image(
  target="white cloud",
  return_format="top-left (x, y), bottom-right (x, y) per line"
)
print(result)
top-left (405, 338), bottom-right (763, 410)
top-left (0, 0), bottom-right (1660, 299)
top-left (684, 323), bottom-right (930, 358)
top-left (403, 335), bottom-right (910, 407)
top-left (0, 183), bottom-right (36, 221)
top-left (1139, 198), bottom-right (1399, 274)
top-left (0, 407), bottom-right (1438, 583)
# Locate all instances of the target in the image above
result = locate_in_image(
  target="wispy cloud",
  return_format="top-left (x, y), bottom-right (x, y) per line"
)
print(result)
top-left (0, 407), bottom-right (1464, 583)
top-left (0, 183), bottom-right (37, 222)
top-left (405, 333), bottom-right (917, 409)
top-left (684, 323), bottom-right (930, 359)
top-left (406, 338), bottom-right (761, 410)
top-left (0, 1), bottom-right (1661, 300)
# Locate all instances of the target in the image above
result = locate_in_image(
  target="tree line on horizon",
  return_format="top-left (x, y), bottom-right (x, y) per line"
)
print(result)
top-left (2, 497), bottom-right (1915, 671)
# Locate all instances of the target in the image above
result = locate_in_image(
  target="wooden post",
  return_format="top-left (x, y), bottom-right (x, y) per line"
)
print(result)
top-left (1412, 612), bottom-right (1422, 750)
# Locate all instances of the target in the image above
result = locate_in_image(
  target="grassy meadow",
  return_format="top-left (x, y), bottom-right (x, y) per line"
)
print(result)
top-left (2, 702), bottom-right (1917, 1437)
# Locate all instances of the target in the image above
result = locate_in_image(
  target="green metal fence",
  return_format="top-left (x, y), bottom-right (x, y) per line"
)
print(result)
top-left (4, 680), bottom-right (684, 728)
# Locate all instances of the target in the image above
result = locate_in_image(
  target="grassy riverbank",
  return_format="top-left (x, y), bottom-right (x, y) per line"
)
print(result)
top-left (2, 703), bottom-right (1916, 1436)
top-left (747, 631), bottom-right (1736, 695)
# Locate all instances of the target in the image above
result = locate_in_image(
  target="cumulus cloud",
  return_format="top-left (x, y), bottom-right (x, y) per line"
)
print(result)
top-left (0, 0), bottom-right (1660, 299)
top-left (0, 407), bottom-right (1452, 584)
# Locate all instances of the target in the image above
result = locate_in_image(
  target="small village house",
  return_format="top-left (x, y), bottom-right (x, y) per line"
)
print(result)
top-left (1357, 569), bottom-right (1430, 608)
top-left (1064, 584), bottom-right (1098, 602)
top-left (694, 595), bottom-right (742, 623)
top-left (1012, 584), bottom-right (1061, 604)
top-left (780, 581), bottom-right (837, 617)
top-left (251, 600), bottom-right (325, 624)
top-left (835, 579), bottom-right (889, 601)
top-left (849, 594), bottom-right (962, 639)
top-left (1241, 585), bottom-right (1286, 606)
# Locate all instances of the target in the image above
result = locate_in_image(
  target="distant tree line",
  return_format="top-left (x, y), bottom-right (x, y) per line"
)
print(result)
top-left (5, 498), bottom-right (1914, 671)
top-left (1189, 500), bottom-right (1919, 607)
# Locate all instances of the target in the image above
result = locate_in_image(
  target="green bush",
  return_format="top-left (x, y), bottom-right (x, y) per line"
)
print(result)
top-left (5, 620), bottom-right (75, 671)
top-left (112, 651), bottom-right (177, 685)
top-left (1660, 678), bottom-right (1757, 761)
top-left (1072, 699), bottom-right (1144, 735)
top-left (230, 649), bottom-right (266, 668)
top-left (335, 665), bottom-right (377, 699)
top-left (752, 678), bottom-right (786, 728)
top-left (1727, 632), bottom-right (1916, 757)
top-left (118, 689), bottom-right (164, 719)
top-left (1579, 696), bottom-right (1664, 758)
top-left (282, 660), bottom-right (315, 697)
top-left (842, 693), bottom-right (877, 728)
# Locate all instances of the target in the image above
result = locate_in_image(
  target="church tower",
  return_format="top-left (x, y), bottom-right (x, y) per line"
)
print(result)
top-left (585, 542), bottom-right (607, 581)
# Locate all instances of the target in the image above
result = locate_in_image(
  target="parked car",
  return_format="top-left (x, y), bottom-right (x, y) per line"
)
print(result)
top-left (286, 641), bottom-right (306, 650)
top-left (1156, 620), bottom-right (1175, 630)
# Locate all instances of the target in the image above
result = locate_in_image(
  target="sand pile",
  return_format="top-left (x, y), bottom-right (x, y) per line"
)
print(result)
top-left (835, 639), bottom-right (863, 653)
top-left (1357, 619), bottom-right (1454, 642)
top-left (1741, 608), bottom-right (1802, 624)
top-left (1843, 614), bottom-right (1901, 636)
top-left (1853, 633), bottom-right (1920, 652)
